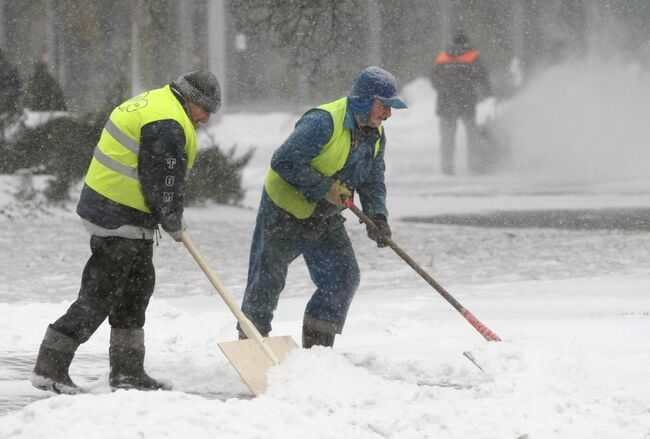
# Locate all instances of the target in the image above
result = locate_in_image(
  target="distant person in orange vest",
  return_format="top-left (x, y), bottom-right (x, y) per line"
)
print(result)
top-left (431, 30), bottom-right (492, 175)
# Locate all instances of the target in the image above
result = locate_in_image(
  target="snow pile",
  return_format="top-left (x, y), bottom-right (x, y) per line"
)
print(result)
top-left (1, 327), bottom-right (648, 438)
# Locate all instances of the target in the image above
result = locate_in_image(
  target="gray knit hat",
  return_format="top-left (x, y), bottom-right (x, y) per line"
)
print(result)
top-left (175, 70), bottom-right (221, 113)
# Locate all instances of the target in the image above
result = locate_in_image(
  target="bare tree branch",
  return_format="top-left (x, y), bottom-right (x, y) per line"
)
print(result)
top-left (235, 0), bottom-right (364, 80)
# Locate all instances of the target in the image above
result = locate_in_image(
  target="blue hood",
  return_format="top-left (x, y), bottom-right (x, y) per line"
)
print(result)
top-left (348, 66), bottom-right (407, 124)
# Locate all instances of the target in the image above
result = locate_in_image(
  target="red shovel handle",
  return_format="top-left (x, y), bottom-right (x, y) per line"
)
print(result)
top-left (461, 309), bottom-right (501, 342)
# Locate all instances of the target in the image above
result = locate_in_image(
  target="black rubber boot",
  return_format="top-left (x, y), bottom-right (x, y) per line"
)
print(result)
top-left (109, 328), bottom-right (171, 391)
top-left (302, 324), bottom-right (336, 349)
top-left (31, 326), bottom-right (84, 394)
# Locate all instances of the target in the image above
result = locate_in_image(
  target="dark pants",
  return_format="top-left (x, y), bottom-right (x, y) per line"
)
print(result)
top-left (51, 236), bottom-right (155, 344)
top-left (439, 113), bottom-right (479, 175)
top-left (241, 192), bottom-right (360, 336)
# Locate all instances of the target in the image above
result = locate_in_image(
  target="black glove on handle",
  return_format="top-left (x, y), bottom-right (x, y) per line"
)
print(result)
top-left (365, 214), bottom-right (391, 248)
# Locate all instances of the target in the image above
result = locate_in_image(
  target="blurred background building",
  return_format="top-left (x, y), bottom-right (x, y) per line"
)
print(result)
top-left (1, 0), bottom-right (649, 113)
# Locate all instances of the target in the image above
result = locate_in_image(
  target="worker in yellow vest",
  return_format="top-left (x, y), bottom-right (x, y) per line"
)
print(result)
top-left (240, 66), bottom-right (407, 348)
top-left (31, 71), bottom-right (221, 394)
top-left (431, 30), bottom-right (492, 175)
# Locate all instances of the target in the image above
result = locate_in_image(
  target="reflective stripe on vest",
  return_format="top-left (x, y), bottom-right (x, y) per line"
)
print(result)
top-left (104, 119), bottom-right (139, 154)
top-left (264, 96), bottom-right (383, 219)
top-left (92, 145), bottom-right (139, 180)
top-left (435, 49), bottom-right (479, 65)
top-left (84, 85), bottom-right (197, 213)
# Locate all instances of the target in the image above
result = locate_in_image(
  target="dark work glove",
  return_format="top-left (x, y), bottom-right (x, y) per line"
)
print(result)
top-left (167, 229), bottom-right (183, 242)
top-left (365, 214), bottom-right (391, 248)
top-left (164, 218), bottom-right (186, 242)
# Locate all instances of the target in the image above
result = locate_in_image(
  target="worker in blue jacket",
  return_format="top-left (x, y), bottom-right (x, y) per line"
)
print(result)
top-left (240, 66), bottom-right (407, 348)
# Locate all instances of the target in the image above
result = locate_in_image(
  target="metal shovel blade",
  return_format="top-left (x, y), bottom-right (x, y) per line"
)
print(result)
top-left (218, 335), bottom-right (299, 396)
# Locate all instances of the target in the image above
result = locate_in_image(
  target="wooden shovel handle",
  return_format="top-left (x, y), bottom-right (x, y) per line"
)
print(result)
top-left (180, 231), bottom-right (280, 364)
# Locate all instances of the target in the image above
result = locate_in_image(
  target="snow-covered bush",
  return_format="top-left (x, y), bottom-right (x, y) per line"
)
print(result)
top-left (9, 114), bottom-right (100, 201)
top-left (185, 135), bottom-right (253, 206)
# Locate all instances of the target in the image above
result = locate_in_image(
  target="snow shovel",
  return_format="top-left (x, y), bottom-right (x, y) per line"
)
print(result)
top-left (342, 199), bottom-right (501, 342)
top-left (180, 231), bottom-right (299, 396)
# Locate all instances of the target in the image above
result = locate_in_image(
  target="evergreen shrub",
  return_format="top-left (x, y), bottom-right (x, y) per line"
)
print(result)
top-left (10, 114), bottom-right (100, 200)
top-left (185, 135), bottom-right (253, 206)
top-left (23, 61), bottom-right (67, 112)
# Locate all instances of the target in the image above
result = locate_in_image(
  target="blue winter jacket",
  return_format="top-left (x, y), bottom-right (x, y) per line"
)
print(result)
top-left (268, 97), bottom-right (389, 220)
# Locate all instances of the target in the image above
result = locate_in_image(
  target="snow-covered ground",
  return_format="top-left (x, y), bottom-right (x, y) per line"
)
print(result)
top-left (1, 62), bottom-right (650, 438)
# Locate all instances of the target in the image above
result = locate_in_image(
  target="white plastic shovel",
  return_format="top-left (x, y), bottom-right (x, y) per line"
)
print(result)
top-left (181, 231), bottom-right (298, 396)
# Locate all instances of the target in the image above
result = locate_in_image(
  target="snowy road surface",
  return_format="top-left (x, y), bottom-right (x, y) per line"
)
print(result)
top-left (2, 196), bottom-right (649, 438)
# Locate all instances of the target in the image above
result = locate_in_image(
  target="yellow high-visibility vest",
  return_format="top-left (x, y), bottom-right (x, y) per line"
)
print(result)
top-left (265, 97), bottom-right (382, 219)
top-left (85, 85), bottom-right (197, 213)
